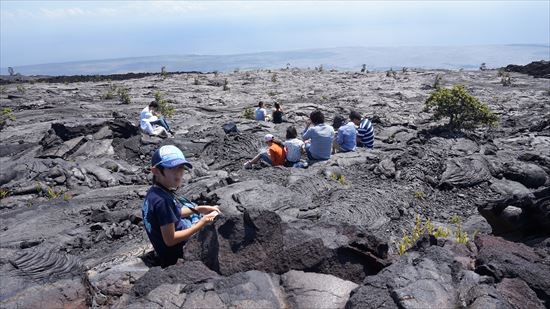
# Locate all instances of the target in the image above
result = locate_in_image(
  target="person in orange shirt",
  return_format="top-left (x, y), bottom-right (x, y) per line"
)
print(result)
top-left (244, 134), bottom-right (286, 168)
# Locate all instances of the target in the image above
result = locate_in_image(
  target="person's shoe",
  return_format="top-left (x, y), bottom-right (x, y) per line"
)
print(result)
top-left (243, 161), bottom-right (252, 169)
top-left (169, 129), bottom-right (175, 135)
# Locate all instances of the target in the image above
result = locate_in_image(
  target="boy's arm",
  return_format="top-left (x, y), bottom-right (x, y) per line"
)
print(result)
top-left (181, 207), bottom-right (198, 218)
top-left (160, 213), bottom-right (217, 247)
top-left (181, 205), bottom-right (220, 216)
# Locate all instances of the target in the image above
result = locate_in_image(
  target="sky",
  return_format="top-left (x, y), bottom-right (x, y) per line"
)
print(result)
top-left (1, 1), bottom-right (549, 67)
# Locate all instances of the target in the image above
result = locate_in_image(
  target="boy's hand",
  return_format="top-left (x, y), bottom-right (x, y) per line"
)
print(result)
top-left (201, 211), bottom-right (219, 223)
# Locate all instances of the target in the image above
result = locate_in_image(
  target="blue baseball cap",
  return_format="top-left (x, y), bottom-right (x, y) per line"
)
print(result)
top-left (151, 145), bottom-right (193, 169)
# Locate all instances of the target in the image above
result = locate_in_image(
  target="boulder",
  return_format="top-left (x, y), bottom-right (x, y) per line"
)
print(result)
top-left (183, 209), bottom-right (390, 284)
top-left (502, 162), bottom-right (548, 188)
top-left (475, 235), bottom-right (550, 305)
top-left (479, 187), bottom-right (550, 237)
top-left (439, 156), bottom-right (492, 188)
top-left (282, 270), bottom-right (358, 309)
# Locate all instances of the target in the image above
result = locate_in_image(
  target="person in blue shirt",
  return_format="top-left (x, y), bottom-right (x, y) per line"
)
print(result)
top-left (254, 101), bottom-right (267, 121)
top-left (334, 111), bottom-right (362, 153)
top-left (302, 110), bottom-right (334, 161)
top-left (142, 145), bottom-right (220, 268)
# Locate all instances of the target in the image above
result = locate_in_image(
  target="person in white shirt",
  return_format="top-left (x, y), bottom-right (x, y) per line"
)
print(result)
top-left (140, 102), bottom-right (174, 137)
top-left (255, 101), bottom-right (267, 121)
top-left (283, 126), bottom-right (305, 167)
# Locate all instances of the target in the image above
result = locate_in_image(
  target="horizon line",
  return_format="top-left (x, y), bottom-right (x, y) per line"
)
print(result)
top-left (2, 43), bottom-right (549, 69)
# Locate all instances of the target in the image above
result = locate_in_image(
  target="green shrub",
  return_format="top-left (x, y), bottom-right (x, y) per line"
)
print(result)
top-left (46, 186), bottom-right (63, 199)
top-left (242, 107), bottom-right (254, 120)
top-left (117, 87), bottom-right (131, 104)
top-left (102, 91), bottom-right (114, 100)
top-left (395, 215), bottom-right (469, 255)
top-left (0, 108), bottom-right (16, 129)
top-left (36, 183), bottom-right (63, 199)
top-left (0, 188), bottom-right (10, 199)
top-left (2, 108), bottom-right (15, 121)
top-left (223, 78), bottom-right (230, 91)
top-left (16, 85), bottom-right (26, 94)
top-left (102, 83), bottom-right (117, 100)
top-left (424, 85), bottom-right (498, 130)
top-left (271, 73), bottom-right (277, 82)
top-left (154, 91), bottom-right (175, 117)
top-left (450, 215), bottom-right (469, 244)
top-left (414, 191), bottom-right (425, 200)
top-left (330, 173), bottom-right (347, 185)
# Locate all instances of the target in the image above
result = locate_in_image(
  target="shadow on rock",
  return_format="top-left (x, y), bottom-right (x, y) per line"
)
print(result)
top-left (183, 209), bottom-right (390, 284)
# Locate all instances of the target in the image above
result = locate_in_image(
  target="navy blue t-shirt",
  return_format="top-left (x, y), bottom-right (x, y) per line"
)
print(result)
top-left (141, 186), bottom-right (199, 267)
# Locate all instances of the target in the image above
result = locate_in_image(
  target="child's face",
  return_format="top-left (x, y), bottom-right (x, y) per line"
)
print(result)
top-left (152, 165), bottom-right (186, 189)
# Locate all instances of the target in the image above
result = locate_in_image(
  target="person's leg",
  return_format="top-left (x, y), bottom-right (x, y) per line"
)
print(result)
top-left (249, 153), bottom-right (263, 164)
top-left (152, 126), bottom-right (167, 136)
top-left (159, 117), bottom-right (172, 132)
top-left (259, 152), bottom-right (273, 166)
top-left (244, 151), bottom-right (264, 168)
top-left (151, 118), bottom-right (172, 132)
top-left (305, 143), bottom-right (314, 161)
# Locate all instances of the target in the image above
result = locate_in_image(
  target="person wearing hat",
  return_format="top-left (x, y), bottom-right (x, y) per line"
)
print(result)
top-left (243, 134), bottom-right (286, 168)
top-left (142, 145), bottom-right (220, 267)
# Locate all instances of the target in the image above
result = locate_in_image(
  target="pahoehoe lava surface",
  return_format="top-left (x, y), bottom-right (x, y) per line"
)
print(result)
top-left (1, 63), bottom-right (549, 308)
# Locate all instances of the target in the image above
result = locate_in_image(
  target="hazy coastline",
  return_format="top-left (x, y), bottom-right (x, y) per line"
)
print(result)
top-left (2, 44), bottom-right (548, 76)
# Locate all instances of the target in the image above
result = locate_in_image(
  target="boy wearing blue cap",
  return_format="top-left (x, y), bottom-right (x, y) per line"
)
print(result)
top-left (142, 145), bottom-right (220, 267)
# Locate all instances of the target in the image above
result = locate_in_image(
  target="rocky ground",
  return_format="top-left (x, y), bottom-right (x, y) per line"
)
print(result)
top-left (0, 64), bottom-right (549, 308)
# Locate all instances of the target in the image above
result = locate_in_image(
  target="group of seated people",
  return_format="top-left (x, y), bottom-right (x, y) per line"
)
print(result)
top-left (244, 109), bottom-right (374, 169)
top-left (255, 101), bottom-right (284, 124)
top-left (139, 99), bottom-right (374, 168)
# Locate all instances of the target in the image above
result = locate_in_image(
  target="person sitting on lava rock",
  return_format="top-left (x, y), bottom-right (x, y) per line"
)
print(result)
top-left (140, 101), bottom-right (174, 137)
top-left (142, 145), bottom-right (220, 268)
top-left (244, 134), bottom-right (286, 169)
top-left (356, 113), bottom-right (375, 149)
top-left (254, 101), bottom-right (268, 121)
top-left (283, 126), bottom-right (306, 168)
top-left (302, 110), bottom-right (334, 161)
top-left (272, 102), bottom-right (284, 124)
top-left (333, 110), bottom-right (362, 153)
